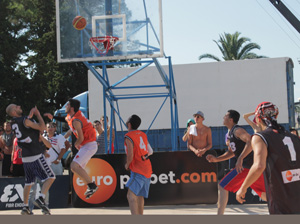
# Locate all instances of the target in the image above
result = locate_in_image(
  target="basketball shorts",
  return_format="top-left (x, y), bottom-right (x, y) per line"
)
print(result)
top-left (23, 154), bottom-right (55, 185)
top-left (125, 171), bottom-right (151, 198)
top-left (72, 141), bottom-right (97, 168)
top-left (219, 168), bottom-right (265, 197)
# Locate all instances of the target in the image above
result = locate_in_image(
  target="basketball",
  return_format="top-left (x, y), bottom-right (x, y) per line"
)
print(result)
top-left (72, 16), bottom-right (87, 30)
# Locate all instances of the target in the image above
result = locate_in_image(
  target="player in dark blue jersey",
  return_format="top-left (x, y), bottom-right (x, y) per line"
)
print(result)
top-left (236, 102), bottom-right (300, 214)
top-left (206, 110), bottom-right (266, 214)
top-left (6, 104), bottom-right (55, 215)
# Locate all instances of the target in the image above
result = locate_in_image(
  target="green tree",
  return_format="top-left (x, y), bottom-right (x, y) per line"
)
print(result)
top-left (199, 32), bottom-right (267, 61)
top-left (0, 0), bottom-right (30, 124)
top-left (0, 0), bottom-right (88, 124)
top-left (0, 0), bottom-right (140, 126)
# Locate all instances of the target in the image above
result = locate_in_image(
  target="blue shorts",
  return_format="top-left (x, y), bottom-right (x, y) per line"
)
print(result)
top-left (23, 155), bottom-right (56, 185)
top-left (125, 171), bottom-right (151, 198)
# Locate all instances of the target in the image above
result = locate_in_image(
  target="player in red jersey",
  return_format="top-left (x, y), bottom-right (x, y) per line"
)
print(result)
top-left (124, 114), bottom-right (153, 215)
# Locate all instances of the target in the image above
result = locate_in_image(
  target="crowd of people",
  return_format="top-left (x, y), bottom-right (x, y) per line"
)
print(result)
top-left (1, 100), bottom-right (300, 215)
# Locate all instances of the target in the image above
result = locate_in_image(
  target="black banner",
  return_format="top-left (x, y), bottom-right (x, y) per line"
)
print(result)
top-left (72, 151), bottom-right (218, 207)
top-left (0, 175), bottom-right (70, 210)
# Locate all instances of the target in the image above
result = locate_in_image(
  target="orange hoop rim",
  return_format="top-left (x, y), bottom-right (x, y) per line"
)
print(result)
top-left (89, 36), bottom-right (119, 55)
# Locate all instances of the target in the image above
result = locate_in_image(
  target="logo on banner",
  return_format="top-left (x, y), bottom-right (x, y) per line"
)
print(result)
top-left (0, 184), bottom-right (24, 208)
top-left (73, 158), bottom-right (117, 204)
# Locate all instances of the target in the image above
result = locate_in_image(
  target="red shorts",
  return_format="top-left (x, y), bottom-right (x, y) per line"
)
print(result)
top-left (219, 168), bottom-right (265, 197)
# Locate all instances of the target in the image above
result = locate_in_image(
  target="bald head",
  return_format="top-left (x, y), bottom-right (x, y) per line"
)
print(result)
top-left (6, 104), bottom-right (22, 117)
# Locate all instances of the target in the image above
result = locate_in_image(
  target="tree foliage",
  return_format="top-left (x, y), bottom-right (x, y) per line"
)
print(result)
top-left (199, 32), bottom-right (267, 61)
top-left (0, 0), bottom-right (88, 124)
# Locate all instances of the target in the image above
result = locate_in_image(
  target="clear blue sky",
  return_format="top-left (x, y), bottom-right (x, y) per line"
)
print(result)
top-left (161, 0), bottom-right (300, 101)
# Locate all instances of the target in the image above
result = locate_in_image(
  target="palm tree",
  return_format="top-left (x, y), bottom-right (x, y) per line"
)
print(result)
top-left (199, 32), bottom-right (267, 61)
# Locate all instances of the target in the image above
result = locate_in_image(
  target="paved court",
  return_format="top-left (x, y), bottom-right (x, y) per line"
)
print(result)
top-left (0, 203), bottom-right (269, 215)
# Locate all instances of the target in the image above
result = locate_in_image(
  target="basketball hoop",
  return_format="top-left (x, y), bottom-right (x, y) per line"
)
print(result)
top-left (89, 36), bottom-right (119, 55)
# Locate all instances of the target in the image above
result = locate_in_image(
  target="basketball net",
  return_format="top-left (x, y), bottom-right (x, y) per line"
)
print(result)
top-left (89, 36), bottom-right (119, 55)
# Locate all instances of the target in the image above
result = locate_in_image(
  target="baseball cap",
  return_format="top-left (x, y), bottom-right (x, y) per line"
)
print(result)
top-left (254, 102), bottom-right (279, 122)
top-left (186, 118), bottom-right (195, 127)
top-left (193, 111), bottom-right (205, 119)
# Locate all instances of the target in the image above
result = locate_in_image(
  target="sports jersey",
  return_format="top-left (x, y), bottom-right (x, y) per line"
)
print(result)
top-left (66, 110), bottom-right (96, 147)
top-left (43, 133), bottom-right (66, 164)
top-left (125, 130), bottom-right (152, 178)
top-left (228, 125), bottom-right (253, 169)
top-left (12, 138), bottom-right (23, 165)
top-left (1, 132), bottom-right (14, 147)
top-left (255, 127), bottom-right (300, 214)
top-left (11, 116), bottom-right (45, 158)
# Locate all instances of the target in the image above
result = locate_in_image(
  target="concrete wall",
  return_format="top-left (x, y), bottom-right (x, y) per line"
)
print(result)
top-left (89, 57), bottom-right (291, 130)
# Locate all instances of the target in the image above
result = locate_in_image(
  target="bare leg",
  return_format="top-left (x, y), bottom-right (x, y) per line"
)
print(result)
top-left (127, 189), bottom-right (142, 215)
top-left (260, 192), bottom-right (267, 201)
top-left (41, 178), bottom-right (55, 196)
top-left (217, 184), bottom-right (228, 215)
top-left (137, 196), bottom-right (145, 215)
top-left (70, 161), bottom-right (92, 184)
top-left (23, 185), bottom-right (32, 205)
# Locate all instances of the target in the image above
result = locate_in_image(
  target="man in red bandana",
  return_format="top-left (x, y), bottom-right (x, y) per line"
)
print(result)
top-left (236, 102), bottom-right (300, 214)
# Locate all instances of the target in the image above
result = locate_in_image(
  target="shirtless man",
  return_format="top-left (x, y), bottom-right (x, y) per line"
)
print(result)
top-left (187, 111), bottom-right (212, 157)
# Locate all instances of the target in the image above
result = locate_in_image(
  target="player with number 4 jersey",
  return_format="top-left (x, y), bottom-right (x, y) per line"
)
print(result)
top-left (125, 130), bottom-right (152, 178)
top-left (124, 114), bottom-right (153, 215)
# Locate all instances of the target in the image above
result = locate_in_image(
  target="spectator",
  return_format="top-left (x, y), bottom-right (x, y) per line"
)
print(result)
top-left (43, 122), bottom-right (70, 175)
top-left (188, 111), bottom-right (212, 157)
top-left (1, 121), bottom-right (15, 177)
top-left (93, 120), bottom-right (105, 154)
top-left (182, 118), bottom-right (195, 142)
top-left (100, 115), bottom-right (115, 153)
top-left (0, 126), bottom-right (5, 177)
top-left (10, 138), bottom-right (25, 177)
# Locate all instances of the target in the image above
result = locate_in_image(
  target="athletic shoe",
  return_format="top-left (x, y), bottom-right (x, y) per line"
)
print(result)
top-left (21, 206), bottom-right (33, 215)
top-left (35, 196), bottom-right (51, 215)
top-left (84, 185), bottom-right (99, 199)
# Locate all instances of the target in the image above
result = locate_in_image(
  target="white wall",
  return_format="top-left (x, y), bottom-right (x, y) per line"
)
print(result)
top-left (89, 57), bottom-right (290, 130)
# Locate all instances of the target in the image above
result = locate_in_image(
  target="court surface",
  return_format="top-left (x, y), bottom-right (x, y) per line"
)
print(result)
top-left (0, 203), bottom-right (268, 215)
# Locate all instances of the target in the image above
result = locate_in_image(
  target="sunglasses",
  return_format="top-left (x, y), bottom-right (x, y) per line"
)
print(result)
top-left (194, 115), bottom-right (202, 118)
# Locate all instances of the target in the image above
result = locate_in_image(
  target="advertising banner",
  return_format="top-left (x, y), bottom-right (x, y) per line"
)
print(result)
top-left (72, 151), bottom-right (218, 207)
top-left (0, 175), bottom-right (69, 210)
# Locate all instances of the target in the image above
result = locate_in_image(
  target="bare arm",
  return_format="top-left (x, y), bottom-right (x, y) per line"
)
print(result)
top-left (206, 147), bottom-right (235, 163)
top-left (236, 135), bottom-right (267, 204)
top-left (25, 106), bottom-right (46, 132)
top-left (243, 112), bottom-right (261, 133)
top-left (187, 135), bottom-right (198, 154)
top-left (125, 138), bottom-right (133, 170)
top-left (64, 129), bottom-right (72, 139)
top-left (39, 135), bottom-right (52, 149)
top-left (182, 127), bottom-right (190, 142)
top-left (11, 140), bottom-right (16, 164)
top-left (53, 140), bottom-right (70, 164)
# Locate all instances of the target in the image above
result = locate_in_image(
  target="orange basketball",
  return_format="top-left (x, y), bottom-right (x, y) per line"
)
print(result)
top-left (72, 15), bottom-right (87, 30)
